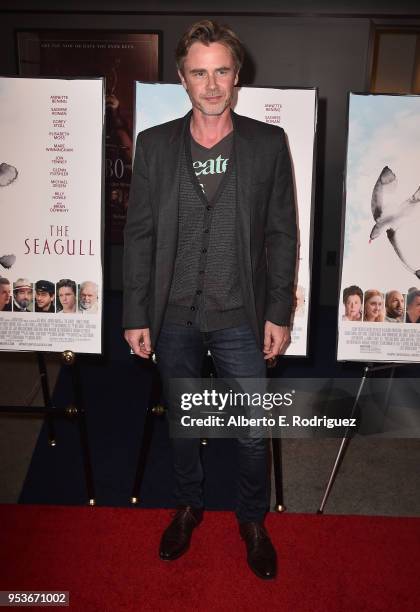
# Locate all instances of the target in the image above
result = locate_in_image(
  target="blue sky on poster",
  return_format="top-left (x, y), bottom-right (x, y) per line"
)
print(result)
top-left (342, 94), bottom-right (420, 290)
top-left (135, 83), bottom-right (190, 134)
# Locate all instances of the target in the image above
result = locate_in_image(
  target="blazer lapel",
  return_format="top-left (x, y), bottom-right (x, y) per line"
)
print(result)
top-left (153, 112), bottom-right (190, 338)
top-left (156, 112), bottom-right (191, 252)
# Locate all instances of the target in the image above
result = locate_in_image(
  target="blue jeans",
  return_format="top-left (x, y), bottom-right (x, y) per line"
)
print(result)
top-left (155, 322), bottom-right (269, 523)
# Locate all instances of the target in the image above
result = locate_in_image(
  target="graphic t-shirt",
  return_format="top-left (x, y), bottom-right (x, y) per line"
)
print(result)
top-left (190, 132), bottom-right (233, 202)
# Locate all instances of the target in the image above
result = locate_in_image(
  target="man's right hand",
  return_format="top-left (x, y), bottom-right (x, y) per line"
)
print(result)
top-left (124, 328), bottom-right (152, 359)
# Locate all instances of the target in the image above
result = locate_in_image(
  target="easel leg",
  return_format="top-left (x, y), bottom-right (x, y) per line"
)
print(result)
top-left (36, 353), bottom-right (56, 447)
top-left (62, 351), bottom-right (96, 505)
top-left (131, 360), bottom-right (164, 504)
top-left (317, 364), bottom-right (371, 514)
top-left (131, 403), bottom-right (157, 504)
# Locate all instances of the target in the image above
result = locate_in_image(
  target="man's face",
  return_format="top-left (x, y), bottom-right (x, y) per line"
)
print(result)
top-left (80, 284), bottom-right (97, 309)
top-left (36, 290), bottom-right (54, 311)
top-left (407, 296), bottom-right (420, 322)
top-left (179, 42), bottom-right (238, 117)
top-left (345, 294), bottom-right (362, 321)
top-left (0, 283), bottom-right (11, 310)
top-left (15, 287), bottom-right (32, 309)
top-left (59, 286), bottom-right (76, 311)
top-left (386, 291), bottom-right (404, 318)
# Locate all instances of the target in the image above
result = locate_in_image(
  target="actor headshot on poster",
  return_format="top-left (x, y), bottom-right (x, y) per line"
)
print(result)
top-left (13, 278), bottom-right (33, 312)
top-left (79, 281), bottom-right (99, 314)
top-left (35, 280), bottom-right (56, 313)
top-left (0, 277), bottom-right (12, 311)
top-left (123, 20), bottom-right (297, 580)
top-left (342, 285), bottom-right (363, 321)
top-left (363, 290), bottom-right (384, 322)
top-left (406, 288), bottom-right (420, 323)
top-left (384, 290), bottom-right (405, 323)
top-left (56, 279), bottom-right (77, 313)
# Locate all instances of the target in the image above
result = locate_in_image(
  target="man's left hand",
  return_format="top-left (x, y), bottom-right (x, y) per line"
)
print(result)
top-left (263, 321), bottom-right (290, 360)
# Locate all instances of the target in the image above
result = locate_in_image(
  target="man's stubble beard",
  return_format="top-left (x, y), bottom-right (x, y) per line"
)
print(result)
top-left (190, 92), bottom-right (232, 117)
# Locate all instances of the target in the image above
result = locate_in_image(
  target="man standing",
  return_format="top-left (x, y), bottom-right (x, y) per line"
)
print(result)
top-left (123, 20), bottom-right (296, 580)
top-left (35, 280), bottom-right (55, 313)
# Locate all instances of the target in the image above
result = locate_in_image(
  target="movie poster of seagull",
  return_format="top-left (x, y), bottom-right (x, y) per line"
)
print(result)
top-left (337, 93), bottom-right (420, 362)
top-left (0, 77), bottom-right (104, 354)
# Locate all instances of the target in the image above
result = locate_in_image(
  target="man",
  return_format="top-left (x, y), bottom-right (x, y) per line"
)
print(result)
top-left (406, 288), bottom-right (420, 323)
top-left (0, 277), bottom-right (12, 311)
top-left (123, 20), bottom-right (296, 580)
top-left (79, 281), bottom-right (98, 314)
top-left (13, 278), bottom-right (33, 312)
top-left (56, 279), bottom-right (77, 313)
top-left (35, 280), bottom-right (55, 313)
top-left (384, 290), bottom-right (404, 323)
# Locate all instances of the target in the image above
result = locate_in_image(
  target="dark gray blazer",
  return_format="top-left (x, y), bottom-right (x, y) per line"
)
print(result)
top-left (123, 110), bottom-right (297, 347)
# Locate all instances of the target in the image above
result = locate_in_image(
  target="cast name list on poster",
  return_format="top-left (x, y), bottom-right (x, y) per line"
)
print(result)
top-left (23, 91), bottom-right (95, 258)
top-left (47, 94), bottom-right (71, 214)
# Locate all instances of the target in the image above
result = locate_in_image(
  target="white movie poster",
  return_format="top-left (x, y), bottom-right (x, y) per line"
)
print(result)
top-left (338, 93), bottom-right (420, 362)
top-left (0, 77), bottom-right (104, 354)
top-left (134, 83), bottom-right (316, 356)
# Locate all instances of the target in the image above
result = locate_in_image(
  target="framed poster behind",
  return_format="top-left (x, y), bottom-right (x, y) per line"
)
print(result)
top-left (17, 30), bottom-right (161, 243)
top-left (0, 76), bottom-right (104, 354)
top-left (134, 83), bottom-right (317, 357)
top-left (337, 93), bottom-right (420, 363)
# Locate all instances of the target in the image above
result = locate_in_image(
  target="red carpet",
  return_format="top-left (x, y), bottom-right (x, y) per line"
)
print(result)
top-left (0, 505), bottom-right (419, 612)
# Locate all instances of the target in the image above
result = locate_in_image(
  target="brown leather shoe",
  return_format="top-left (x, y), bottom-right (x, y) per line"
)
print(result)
top-left (239, 522), bottom-right (277, 579)
top-left (159, 506), bottom-right (203, 561)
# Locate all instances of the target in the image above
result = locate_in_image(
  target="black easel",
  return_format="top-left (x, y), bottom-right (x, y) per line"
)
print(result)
top-left (317, 361), bottom-right (403, 514)
top-left (0, 351), bottom-right (96, 505)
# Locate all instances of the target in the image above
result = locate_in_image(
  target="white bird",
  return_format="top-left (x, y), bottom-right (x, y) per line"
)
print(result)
top-left (370, 166), bottom-right (420, 279)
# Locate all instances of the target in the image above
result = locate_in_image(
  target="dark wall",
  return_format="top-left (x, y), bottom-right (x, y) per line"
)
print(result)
top-left (1, 2), bottom-right (419, 304)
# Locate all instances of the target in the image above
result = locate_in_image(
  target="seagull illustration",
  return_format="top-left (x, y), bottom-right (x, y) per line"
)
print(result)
top-left (370, 166), bottom-right (420, 279)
